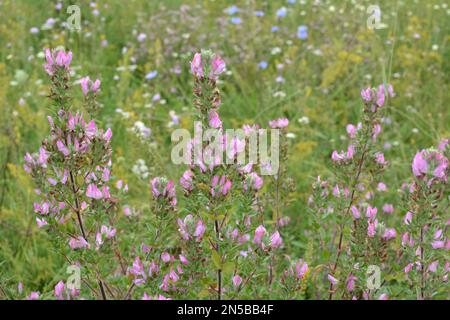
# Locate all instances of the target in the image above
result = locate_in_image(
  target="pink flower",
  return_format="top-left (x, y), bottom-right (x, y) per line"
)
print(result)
top-left (54, 281), bottom-right (65, 300)
top-left (190, 53), bottom-right (203, 77)
top-left (179, 170), bottom-right (194, 192)
top-left (387, 84), bottom-right (395, 97)
top-left (103, 128), bottom-right (112, 143)
top-left (36, 148), bottom-right (48, 166)
top-left (295, 260), bottom-right (308, 279)
top-left (412, 150), bottom-right (428, 177)
top-left (382, 204), bottom-right (394, 214)
top-left (431, 240), bottom-right (445, 249)
top-left (210, 54), bottom-right (226, 79)
top-left (377, 182), bottom-right (387, 192)
top-left (351, 206), bottom-right (361, 219)
top-left (253, 225), bottom-right (266, 245)
top-left (80, 76), bottom-right (90, 96)
top-left (378, 293), bottom-right (388, 300)
top-left (208, 110), bottom-right (222, 128)
top-left (327, 274), bottom-right (338, 285)
top-left (375, 152), bottom-right (387, 165)
top-left (44, 48), bottom-right (72, 75)
top-left (56, 140), bottom-right (69, 157)
top-left (69, 236), bottom-right (89, 250)
top-left (232, 275), bottom-right (242, 287)
top-left (404, 211), bottom-right (413, 225)
top-left (194, 220), bottom-right (206, 241)
top-left (346, 274), bottom-right (357, 292)
top-left (92, 79), bottom-right (101, 92)
top-left (245, 172), bottom-right (263, 191)
top-left (404, 263), bottom-right (413, 274)
top-left (270, 231), bottom-right (283, 249)
top-left (332, 184), bottom-right (340, 198)
top-left (366, 205), bottom-right (378, 219)
top-left (161, 252), bottom-right (171, 263)
top-left (36, 217), bottom-right (48, 228)
top-left (376, 85), bottom-right (385, 107)
top-left (27, 291), bottom-right (40, 300)
top-left (331, 150), bottom-right (345, 162)
top-left (347, 144), bottom-right (355, 159)
top-left (179, 255), bottom-right (188, 265)
top-left (360, 87), bottom-right (372, 102)
top-left (100, 225), bottom-right (116, 239)
top-left (86, 183), bottom-right (103, 199)
top-left (269, 118), bottom-right (289, 129)
top-left (383, 228), bottom-right (396, 240)
top-left (372, 123), bottom-right (381, 141)
top-left (346, 124), bottom-right (357, 139)
top-left (367, 219), bottom-right (378, 238)
top-left (428, 261), bottom-right (439, 273)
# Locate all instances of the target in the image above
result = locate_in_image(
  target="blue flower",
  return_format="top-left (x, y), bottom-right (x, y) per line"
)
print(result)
top-left (287, 0), bottom-right (296, 4)
top-left (271, 26), bottom-right (280, 32)
top-left (145, 70), bottom-right (158, 80)
top-left (230, 17), bottom-right (242, 25)
top-left (297, 25), bottom-right (308, 40)
top-left (258, 61), bottom-right (268, 69)
top-left (255, 10), bottom-right (265, 17)
top-left (276, 7), bottom-right (287, 17)
top-left (225, 5), bottom-right (239, 15)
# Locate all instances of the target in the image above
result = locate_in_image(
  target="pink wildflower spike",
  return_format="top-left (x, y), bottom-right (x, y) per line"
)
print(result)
top-left (190, 53), bottom-right (203, 78)
top-left (86, 183), bottom-right (103, 199)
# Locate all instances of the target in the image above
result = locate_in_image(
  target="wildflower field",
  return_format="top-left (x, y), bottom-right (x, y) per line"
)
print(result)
top-left (0, 0), bottom-right (449, 301)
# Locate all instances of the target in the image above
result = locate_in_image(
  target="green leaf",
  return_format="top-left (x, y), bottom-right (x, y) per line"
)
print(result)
top-left (211, 250), bottom-right (222, 270)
